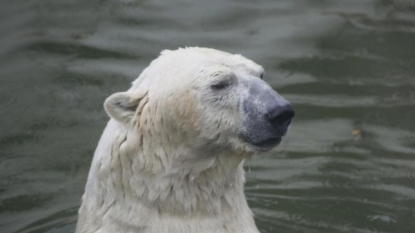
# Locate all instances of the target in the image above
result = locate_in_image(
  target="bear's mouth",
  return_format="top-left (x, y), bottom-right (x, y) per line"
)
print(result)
top-left (238, 134), bottom-right (282, 151)
top-left (250, 136), bottom-right (282, 151)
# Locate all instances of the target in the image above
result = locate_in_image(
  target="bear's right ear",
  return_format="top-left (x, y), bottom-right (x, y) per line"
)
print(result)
top-left (104, 91), bottom-right (147, 123)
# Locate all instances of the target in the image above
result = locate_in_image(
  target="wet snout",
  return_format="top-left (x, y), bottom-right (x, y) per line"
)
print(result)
top-left (240, 78), bottom-right (295, 150)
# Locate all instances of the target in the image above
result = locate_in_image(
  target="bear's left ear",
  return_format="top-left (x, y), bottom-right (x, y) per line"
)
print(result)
top-left (104, 90), bottom-right (147, 123)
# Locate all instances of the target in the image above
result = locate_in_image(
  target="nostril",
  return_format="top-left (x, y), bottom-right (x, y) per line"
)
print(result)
top-left (274, 110), bottom-right (295, 126)
top-left (266, 107), bottom-right (295, 127)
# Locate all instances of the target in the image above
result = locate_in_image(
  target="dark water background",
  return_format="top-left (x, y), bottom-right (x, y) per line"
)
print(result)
top-left (1, 0), bottom-right (415, 232)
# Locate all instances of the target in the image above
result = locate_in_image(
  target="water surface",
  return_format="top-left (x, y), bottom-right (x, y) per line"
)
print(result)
top-left (1, 0), bottom-right (415, 232)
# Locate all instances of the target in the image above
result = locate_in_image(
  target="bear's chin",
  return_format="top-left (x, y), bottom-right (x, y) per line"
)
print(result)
top-left (245, 136), bottom-right (282, 152)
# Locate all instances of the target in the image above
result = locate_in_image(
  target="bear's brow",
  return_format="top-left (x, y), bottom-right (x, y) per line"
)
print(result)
top-left (222, 61), bottom-right (261, 76)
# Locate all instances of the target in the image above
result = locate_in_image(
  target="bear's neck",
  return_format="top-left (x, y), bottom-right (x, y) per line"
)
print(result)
top-left (78, 120), bottom-right (259, 233)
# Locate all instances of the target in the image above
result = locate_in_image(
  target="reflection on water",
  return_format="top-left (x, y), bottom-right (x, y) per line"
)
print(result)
top-left (1, 0), bottom-right (414, 232)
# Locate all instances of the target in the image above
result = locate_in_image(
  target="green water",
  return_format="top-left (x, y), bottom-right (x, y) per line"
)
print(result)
top-left (1, 0), bottom-right (415, 232)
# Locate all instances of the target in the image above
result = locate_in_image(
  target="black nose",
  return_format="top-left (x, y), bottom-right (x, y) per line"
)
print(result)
top-left (265, 104), bottom-right (295, 128)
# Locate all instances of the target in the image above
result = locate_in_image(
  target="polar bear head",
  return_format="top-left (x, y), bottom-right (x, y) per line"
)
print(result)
top-left (76, 48), bottom-right (295, 233)
top-left (104, 48), bottom-right (294, 162)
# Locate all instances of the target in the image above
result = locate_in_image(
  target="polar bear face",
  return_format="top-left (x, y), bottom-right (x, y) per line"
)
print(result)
top-left (104, 48), bottom-right (294, 157)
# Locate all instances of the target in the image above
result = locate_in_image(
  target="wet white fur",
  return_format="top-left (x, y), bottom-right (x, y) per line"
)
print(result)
top-left (75, 48), bottom-right (265, 233)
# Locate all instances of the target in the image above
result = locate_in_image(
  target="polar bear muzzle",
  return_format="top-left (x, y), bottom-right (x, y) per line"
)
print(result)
top-left (239, 78), bottom-right (294, 151)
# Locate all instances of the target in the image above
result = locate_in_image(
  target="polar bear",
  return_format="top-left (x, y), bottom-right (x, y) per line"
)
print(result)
top-left (75, 47), bottom-right (294, 233)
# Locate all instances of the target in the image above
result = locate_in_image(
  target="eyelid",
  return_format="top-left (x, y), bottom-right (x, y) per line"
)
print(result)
top-left (211, 80), bottom-right (231, 91)
top-left (209, 71), bottom-right (237, 91)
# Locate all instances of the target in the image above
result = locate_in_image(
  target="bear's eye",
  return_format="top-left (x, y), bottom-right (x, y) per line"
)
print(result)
top-left (210, 81), bottom-right (230, 91)
top-left (260, 73), bottom-right (264, 79)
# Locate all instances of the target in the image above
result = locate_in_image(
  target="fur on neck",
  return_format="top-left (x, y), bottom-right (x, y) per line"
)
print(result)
top-left (77, 118), bottom-right (259, 233)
